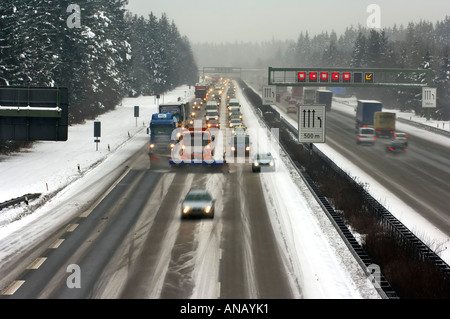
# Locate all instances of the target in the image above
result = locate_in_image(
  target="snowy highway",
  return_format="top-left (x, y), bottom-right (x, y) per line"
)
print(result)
top-left (277, 97), bottom-right (450, 237)
top-left (0, 82), bottom-right (380, 299)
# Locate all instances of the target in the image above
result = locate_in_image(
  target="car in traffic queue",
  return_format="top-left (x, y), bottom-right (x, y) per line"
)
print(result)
top-left (393, 132), bottom-right (408, 146)
top-left (192, 99), bottom-right (202, 110)
top-left (230, 134), bottom-right (251, 157)
top-left (252, 152), bottom-right (275, 172)
top-left (356, 127), bottom-right (376, 145)
top-left (205, 110), bottom-right (219, 122)
top-left (181, 189), bottom-right (215, 219)
top-left (232, 125), bottom-right (247, 135)
top-left (386, 139), bottom-right (408, 153)
top-left (228, 109), bottom-right (243, 120)
top-left (207, 119), bottom-right (220, 129)
top-left (287, 105), bottom-right (297, 113)
top-left (229, 118), bottom-right (242, 128)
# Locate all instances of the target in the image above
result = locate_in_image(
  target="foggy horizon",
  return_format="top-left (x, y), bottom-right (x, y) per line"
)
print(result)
top-left (125, 0), bottom-right (449, 44)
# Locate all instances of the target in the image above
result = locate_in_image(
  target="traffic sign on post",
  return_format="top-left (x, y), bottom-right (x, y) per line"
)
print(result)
top-left (298, 104), bottom-right (326, 143)
top-left (422, 87), bottom-right (437, 108)
top-left (262, 86), bottom-right (276, 104)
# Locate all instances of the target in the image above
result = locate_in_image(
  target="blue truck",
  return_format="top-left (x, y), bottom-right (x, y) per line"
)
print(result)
top-left (159, 102), bottom-right (189, 128)
top-left (355, 100), bottom-right (382, 131)
top-left (148, 113), bottom-right (177, 155)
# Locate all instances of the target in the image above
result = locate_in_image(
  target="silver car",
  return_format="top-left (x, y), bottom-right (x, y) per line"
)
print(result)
top-left (181, 190), bottom-right (215, 219)
top-left (356, 127), bottom-right (376, 145)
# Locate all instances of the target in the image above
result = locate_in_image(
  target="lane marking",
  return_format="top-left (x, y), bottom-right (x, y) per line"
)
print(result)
top-left (79, 166), bottom-right (132, 218)
top-left (27, 257), bottom-right (47, 270)
top-left (66, 224), bottom-right (78, 232)
top-left (1, 280), bottom-right (25, 295)
top-left (48, 238), bottom-right (64, 249)
top-left (217, 281), bottom-right (221, 299)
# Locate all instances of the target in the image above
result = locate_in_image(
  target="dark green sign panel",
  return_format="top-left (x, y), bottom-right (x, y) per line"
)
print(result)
top-left (268, 67), bottom-right (431, 88)
top-left (0, 86), bottom-right (69, 141)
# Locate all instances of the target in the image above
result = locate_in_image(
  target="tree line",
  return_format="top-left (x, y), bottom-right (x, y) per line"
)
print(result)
top-left (194, 18), bottom-right (450, 120)
top-left (0, 0), bottom-right (198, 127)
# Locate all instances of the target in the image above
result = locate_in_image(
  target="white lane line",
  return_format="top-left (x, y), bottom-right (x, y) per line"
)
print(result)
top-left (27, 257), bottom-right (47, 270)
top-left (79, 166), bottom-right (132, 218)
top-left (48, 238), bottom-right (64, 249)
top-left (1, 280), bottom-right (25, 295)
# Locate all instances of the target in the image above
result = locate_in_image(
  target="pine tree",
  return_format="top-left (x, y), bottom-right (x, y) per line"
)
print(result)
top-left (436, 54), bottom-right (450, 119)
top-left (351, 32), bottom-right (366, 67)
top-left (0, 1), bottom-right (22, 85)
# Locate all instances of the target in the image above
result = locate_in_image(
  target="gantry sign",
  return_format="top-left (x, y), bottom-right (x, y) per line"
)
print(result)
top-left (0, 86), bottom-right (69, 141)
top-left (267, 67), bottom-right (434, 144)
top-left (203, 67), bottom-right (242, 78)
top-left (268, 67), bottom-right (432, 88)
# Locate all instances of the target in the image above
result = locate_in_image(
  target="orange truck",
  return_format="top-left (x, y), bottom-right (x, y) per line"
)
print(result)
top-left (374, 112), bottom-right (396, 138)
top-left (169, 127), bottom-right (224, 167)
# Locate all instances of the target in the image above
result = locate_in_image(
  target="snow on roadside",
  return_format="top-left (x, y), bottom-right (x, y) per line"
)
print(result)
top-left (236, 84), bottom-right (380, 298)
top-left (0, 86), bottom-right (194, 225)
top-left (270, 94), bottom-right (450, 265)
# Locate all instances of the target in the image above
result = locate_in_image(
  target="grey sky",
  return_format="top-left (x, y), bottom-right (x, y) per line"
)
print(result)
top-left (125, 0), bottom-right (449, 43)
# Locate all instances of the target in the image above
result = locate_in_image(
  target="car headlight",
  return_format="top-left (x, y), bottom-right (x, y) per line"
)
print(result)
top-left (183, 206), bottom-right (190, 214)
top-left (253, 162), bottom-right (259, 166)
top-left (150, 144), bottom-right (155, 149)
top-left (204, 206), bottom-right (212, 213)
top-left (269, 161), bottom-right (274, 166)
top-left (245, 146), bottom-right (250, 151)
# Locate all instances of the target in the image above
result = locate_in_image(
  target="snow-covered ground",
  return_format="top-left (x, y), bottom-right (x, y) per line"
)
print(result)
top-left (0, 82), bottom-right (448, 298)
top-left (271, 95), bottom-right (450, 265)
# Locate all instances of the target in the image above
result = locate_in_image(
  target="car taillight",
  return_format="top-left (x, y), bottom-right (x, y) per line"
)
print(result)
top-left (373, 137), bottom-right (377, 140)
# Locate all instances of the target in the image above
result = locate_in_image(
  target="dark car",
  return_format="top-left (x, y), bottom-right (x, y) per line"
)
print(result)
top-left (181, 189), bottom-right (215, 219)
top-left (207, 119), bottom-right (220, 129)
top-left (252, 152), bottom-right (275, 172)
top-left (386, 139), bottom-right (407, 153)
top-left (287, 105), bottom-right (297, 113)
